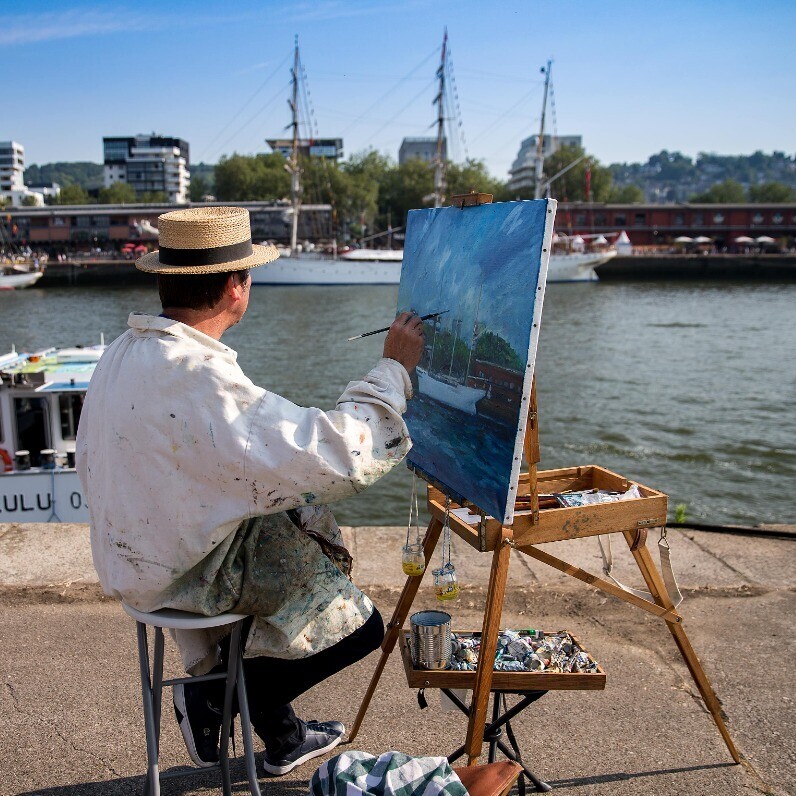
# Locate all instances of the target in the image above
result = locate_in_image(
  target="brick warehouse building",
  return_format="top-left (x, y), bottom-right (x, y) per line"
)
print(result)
top-left (555, 202), bottom-right (796, 248)
top-left (3, 202), bottom-right (794, 252)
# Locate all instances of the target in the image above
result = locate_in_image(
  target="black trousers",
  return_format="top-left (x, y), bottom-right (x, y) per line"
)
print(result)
top-left (200, 609), bottom-right (384, 755)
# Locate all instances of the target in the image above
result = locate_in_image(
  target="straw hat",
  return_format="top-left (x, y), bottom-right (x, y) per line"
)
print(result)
top-left (135, 206), bottom-right (279, 274)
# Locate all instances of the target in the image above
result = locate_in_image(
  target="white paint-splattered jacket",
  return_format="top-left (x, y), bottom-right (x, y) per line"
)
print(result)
top-left (77, 313), bottom-right (412, 672)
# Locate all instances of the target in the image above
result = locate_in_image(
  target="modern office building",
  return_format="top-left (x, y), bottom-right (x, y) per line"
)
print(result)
top-left (266, 138), bottom-right (343, 160)
top-left (398, 137), bottom-right (446, 166)
top-left (0, 141), bottom-right (44, 206)
top-left (103, 135), bottom-right (190, 203)
top-left (508, 134), bottom-right (583, 192)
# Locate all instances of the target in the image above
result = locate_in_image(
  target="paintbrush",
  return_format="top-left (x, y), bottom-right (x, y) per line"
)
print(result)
top-left (347, 310), bottom-right (449, 341)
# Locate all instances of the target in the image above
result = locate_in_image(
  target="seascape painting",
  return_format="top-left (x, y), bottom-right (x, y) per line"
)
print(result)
top-left (398, 198), bottom-right (556, 524)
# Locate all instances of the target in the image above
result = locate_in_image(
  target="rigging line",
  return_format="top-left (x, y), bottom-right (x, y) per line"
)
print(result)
top-left (196, 51), bottom-right (292, 162)
top-left (467, 85), bottom-right (541, 146)
top-left (340, 45), bottom-right (440, 136)
top-left (210, 80), bottom-right (293, 160)
top-left (446, 46), bottom-right (469, 161)
top-left (364, 76), bottom-right (438, 149)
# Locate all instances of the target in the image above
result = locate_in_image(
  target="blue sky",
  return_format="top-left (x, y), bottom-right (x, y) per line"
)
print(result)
top-left (2, 1), bottom-right (792, 179)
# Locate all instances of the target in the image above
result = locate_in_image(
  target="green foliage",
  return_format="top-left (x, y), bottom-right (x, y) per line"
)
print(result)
top-left (139, 191), bottom-right (169, 203)
top-left (474, 331), bottom-right (522, 370)
top-left (446, 160), bottom-right (507, 202)
top-left (428, 329), bottom-right (471, 379)
top-left (690, 179), bottom-right (746, 203)
top-left (540, 144), bottom-right (614, 202)
top-left (189, 174), bottom-right (210, 201)
top-left (24, 161), bottom-right (104, 190)
top-left (607, 184), bottom-right (645, 203)
top-left (56, 184), bottom-right (93, 205)
top-left (98, 182), bottom-right (137, 204)
top-left (674, 503), bottom-right (688, 524)
top-left (747, 181), bottom-right (796, 202)
top-left (20, 195), bottom-right (39, 206)
top-left (214, 153), bottom-right (290, 201)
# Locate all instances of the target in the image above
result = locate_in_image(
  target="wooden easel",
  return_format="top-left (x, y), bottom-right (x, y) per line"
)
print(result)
top-left (348, 193), bottom-right (740, 767)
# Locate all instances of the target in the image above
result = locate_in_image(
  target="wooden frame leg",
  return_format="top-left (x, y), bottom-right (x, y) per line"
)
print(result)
top-left (348, 518), bottom-right (444, 741)
top-left (464, 533), bottom-right (513, 764)
top-left (623, 530), bottom-right (741, 763)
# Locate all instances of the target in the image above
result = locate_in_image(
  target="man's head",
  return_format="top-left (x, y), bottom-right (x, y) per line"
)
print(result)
top-left (136, 207), bottom-right (273, 338)
top-left (157, 269), bottom-right (251, 312)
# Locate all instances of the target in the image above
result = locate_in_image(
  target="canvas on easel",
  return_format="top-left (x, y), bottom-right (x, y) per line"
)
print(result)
top-left (397, 198), bottom-right (556, 524)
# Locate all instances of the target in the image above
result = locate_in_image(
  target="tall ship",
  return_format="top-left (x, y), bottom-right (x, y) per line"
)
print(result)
top-left (251, 38), bottom-right (617, 286)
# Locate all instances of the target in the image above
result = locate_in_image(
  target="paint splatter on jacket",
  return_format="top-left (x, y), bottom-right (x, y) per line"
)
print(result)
top-left (77, 313), bottom-right (412, 673)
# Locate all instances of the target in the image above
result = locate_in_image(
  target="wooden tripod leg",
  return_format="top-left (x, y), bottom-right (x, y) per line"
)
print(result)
top-left (464, 533), bottom-right (512, 765)
top-left (348, 517), bottom-right (444, 741)
top-left (622, 530), bottom-right (741, 763)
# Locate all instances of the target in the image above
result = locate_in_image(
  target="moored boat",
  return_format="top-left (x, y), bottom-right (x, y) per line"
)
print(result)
top-left (0, 269), bottom-right (44, 289)
top-left (0, 344), bottom-right (104, 522)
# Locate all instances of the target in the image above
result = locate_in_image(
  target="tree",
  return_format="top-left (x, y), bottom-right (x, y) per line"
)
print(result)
top-left (190, 174), bottom-right (210, 202)
top-left (607, 184), bottom-right (645, 203)
top-left (57, 184), bottom-right (92, 205)
top-left (378, 158), bottom-right (434, 228)
top-left (214, 153), bottom-right (290, 201)
top-left (689, 179), bottom-right (746, 203)
top-left (748, 181), bottom-right (795, 202)
top-left (536, 144), bottom-right (614, 202)
top-left (20, 194), bottom-right (40, 206)
top-left (98, 182), bottom-right (137, 204)
top-left (446, 159), bottom-right (506, 202)
top-left (139, 191), bottom-right (169, 203)
top-left (474, 331), bottom-right (522, 370)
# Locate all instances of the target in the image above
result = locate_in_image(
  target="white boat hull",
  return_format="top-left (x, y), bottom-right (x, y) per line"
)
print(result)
top-left (0, 469), bottom-right (89, 522)
top-left (0, 271), bottom-right (44, 290)
top-left (417, 368), bottom-right (486, 415)
top-left (547, 250), bottom-right (617, 282)
top-left (250, 256), bottom-right (401, 285)
top-left (339, 249), bottom-right (404, 262)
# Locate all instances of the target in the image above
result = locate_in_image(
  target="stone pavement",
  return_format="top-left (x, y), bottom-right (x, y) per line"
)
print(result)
top-left (1, 522), bottom-right (794, 796)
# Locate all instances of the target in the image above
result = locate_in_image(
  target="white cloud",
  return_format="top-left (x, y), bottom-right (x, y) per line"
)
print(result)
top-left (0, 8), bottom-right (152, 46)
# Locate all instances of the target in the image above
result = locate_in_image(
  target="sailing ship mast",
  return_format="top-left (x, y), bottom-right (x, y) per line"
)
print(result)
top-left (533, 59), bottom-right (552, 200)
top-left (433, 29), bottom-right (448, 208)
top-left (288, 36), bottom-right (301, 255)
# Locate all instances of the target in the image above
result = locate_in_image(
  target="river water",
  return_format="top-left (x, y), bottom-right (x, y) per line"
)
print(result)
top-left (1, 279), bottom-right (793, 527)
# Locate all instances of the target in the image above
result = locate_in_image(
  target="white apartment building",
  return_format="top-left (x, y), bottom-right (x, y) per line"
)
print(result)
top-left (0, 141), bottom-right (44, 206)
top-left (508, 134), bottom-right (583, 193)
top-left (103, 135), bottom-right (190, 203)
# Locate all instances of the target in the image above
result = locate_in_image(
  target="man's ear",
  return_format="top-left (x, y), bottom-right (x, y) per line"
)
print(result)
top-left (226, 272), bottom-right (242, 300)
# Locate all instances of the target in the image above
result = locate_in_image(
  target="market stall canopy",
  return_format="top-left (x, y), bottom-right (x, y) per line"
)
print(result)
top-left (674, 236), bottom-right (693, 243)
top-left (593, 235), bottom-right (609, 245)
top-left (733, 236), bottom-right (755, 244)
top-left (756, 235), bottom-right (776, 244)
top-left (693, 236), bottom-right (713, 243)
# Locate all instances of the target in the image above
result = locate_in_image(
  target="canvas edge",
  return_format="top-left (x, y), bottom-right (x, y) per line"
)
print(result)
top-left (502, 198), bottom-right (558, 526)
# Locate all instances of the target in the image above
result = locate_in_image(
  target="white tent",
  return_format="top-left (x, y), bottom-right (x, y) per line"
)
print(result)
top-left (593, 235), bottom-right (609, 246)
top-left (734, 236), bottom-right (755, 244)
top-left (756, 235), bottom-right (776, 244)
top-left (615, 230), bottom-right (633, 255)
top-left (693, 236), bottom-right (713, 243)
top-left (571, 234), bottom-right (585, 252)
top-left (674, 236), bottom-right (693, 243)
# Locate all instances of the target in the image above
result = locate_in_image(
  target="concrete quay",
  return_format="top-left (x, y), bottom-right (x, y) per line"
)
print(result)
top-left (1, 521), bottom-right (794, 796)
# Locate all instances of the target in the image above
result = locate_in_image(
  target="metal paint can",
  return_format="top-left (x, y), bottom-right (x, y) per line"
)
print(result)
top-left (409, 610), bottom-right (452, 670)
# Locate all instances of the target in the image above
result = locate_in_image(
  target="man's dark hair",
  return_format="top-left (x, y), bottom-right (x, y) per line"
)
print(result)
top-left (158, 269), bottom-right (250, 311)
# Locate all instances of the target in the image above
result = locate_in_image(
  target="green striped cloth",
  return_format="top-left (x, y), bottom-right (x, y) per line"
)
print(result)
top-left (310, 751), bottom-right (469, 796)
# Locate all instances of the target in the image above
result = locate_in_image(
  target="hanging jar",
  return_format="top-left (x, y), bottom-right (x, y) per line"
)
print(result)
top-left (402, 472), bottom-right (426, 577)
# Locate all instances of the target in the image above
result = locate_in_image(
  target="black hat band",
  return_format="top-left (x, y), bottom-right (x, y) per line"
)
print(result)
top-left (159, 239), bottom-right (253, 266)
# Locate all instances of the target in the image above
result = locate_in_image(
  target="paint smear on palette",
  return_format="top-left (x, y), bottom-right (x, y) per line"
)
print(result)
top-left (397, 199), bottom-right (556, 524)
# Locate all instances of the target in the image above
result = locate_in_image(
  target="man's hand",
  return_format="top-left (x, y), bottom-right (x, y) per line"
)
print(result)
top-left (383, 311), bottom-right (425, 374)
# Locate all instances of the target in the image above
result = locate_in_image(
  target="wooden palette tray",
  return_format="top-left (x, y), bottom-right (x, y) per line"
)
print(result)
top-left (429, 465), bottom-right (668, 550)
top-left (399, 630), bottom-right (606, 691)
